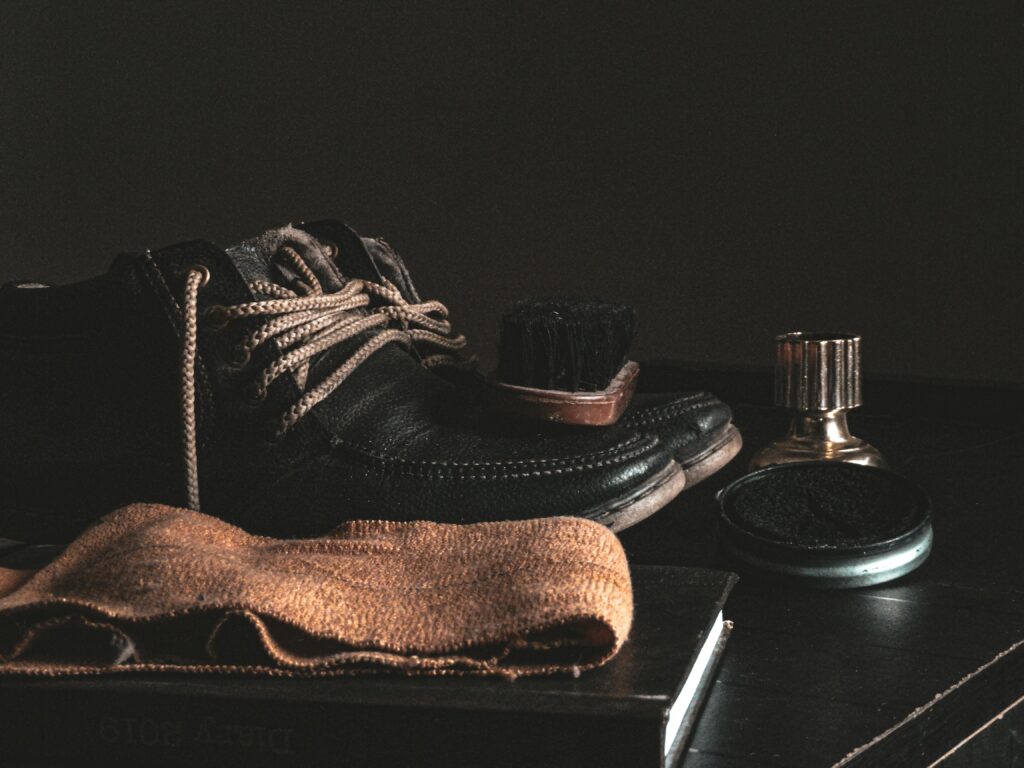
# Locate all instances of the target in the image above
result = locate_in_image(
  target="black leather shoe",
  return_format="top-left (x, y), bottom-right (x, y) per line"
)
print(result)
top-left (0, 226), bottom-right (685, 543)
top-left (299, 220), bottom-right (742, 490)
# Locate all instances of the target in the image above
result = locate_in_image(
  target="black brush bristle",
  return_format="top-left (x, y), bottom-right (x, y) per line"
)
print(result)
top-left (498, 297), bottom-right (637, 392)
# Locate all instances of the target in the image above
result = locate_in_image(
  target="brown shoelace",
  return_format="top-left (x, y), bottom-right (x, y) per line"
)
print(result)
top-left (180, 246), bottom-right (467, 510)
top-left (380, 285), bottom-right (469, 370)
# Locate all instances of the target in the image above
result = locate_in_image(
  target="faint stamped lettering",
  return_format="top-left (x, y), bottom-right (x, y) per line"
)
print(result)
top-left (99, 715), bottom-right (295, 755)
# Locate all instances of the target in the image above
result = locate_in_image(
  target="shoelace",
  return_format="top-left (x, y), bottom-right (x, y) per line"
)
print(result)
top-left (180, 245), bottom-right (466, 510)
top-left (362, 280), bottom-right (469, 369)
top-left (368, 284), bottom-right (473, 371)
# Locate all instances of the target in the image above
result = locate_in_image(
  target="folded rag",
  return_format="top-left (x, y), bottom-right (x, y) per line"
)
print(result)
top-left (0, 504), bottom-right (632, 679)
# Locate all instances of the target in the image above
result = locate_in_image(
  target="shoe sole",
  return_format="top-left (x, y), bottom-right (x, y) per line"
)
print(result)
top-left (585, 459), bottom-right (687, 533)
top-left (584, 423), bottom-right (742, 534)
top-left (678, 423), bottom-right (743, 488)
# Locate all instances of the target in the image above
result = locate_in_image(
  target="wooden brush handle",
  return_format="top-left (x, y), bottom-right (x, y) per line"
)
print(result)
top-left (487, 361), bottom-right (640, 426)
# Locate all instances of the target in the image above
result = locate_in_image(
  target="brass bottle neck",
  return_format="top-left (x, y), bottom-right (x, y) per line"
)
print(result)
top-left (787, 410), bottom-right (856, 445)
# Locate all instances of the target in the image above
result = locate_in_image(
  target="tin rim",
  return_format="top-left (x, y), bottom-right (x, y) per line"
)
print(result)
top-left (716, 462), bottom-right (933, 587)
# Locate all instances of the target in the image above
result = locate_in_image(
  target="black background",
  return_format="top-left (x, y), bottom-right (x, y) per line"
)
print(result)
top-left (1, 1), bottom-right (1020, 382)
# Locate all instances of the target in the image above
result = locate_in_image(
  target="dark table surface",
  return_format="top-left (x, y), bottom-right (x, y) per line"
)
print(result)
top-left (620, 365), bottom-right (1024, 767)
top-left (1, 365), bottom-right (1021, 767)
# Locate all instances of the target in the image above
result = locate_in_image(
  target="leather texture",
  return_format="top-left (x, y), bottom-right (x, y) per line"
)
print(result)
top-left (621, 390), bottom-right (735, 464)
top-left (0, 227), bottom-right (675, 542)
top-left (303, 220), bottom-right (736, 466)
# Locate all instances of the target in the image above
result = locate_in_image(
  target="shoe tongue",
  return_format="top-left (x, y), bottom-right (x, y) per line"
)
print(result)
top-left (295, 219), bottom-right (389, 287)
top-left (225, 225), bottom-right (347, 297)
top-left (360, 237), bottom-right (424, 303)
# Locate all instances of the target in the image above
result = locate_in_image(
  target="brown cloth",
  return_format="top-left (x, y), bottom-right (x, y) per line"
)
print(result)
top-left (0, 504), bottom-right (632, 679)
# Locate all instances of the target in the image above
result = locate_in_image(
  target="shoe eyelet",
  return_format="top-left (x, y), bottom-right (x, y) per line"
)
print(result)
top-left (226, 345), bottom-right (251, 370)
top-left (204, 305), bottom-right (231, 330)
top-left (243, 382), bottom-right (268, 406)
top-left (190, 264), bottom-right (212, 288)
top-left (322, 240), bottom-right (339, 260)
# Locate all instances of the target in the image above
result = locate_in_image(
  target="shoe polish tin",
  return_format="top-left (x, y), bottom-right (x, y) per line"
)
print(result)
top-left (716, 462), bottom-right (933, 589)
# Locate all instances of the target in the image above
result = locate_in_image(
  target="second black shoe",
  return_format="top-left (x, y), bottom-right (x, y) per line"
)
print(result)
top-left (0, 225), bottom-right (685, 543)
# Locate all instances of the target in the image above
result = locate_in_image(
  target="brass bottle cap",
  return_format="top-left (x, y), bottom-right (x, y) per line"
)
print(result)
top-left (775, 332), bottom-right (861, 412)
top-left (750, 331), bottom-right (886, 470)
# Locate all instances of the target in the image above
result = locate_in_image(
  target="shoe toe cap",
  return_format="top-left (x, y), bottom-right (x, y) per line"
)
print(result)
top-left (621, 391), bottom-right (734, 461)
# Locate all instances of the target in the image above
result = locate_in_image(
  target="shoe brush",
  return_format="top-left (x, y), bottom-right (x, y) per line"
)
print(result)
top-left (490, 297), bottom-right (640, 426)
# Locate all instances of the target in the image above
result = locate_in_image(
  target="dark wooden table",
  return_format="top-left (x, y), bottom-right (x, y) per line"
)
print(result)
top-left (620, 365), bottom-right (1024, 767)
top-left (2, 365), bottom-right (1020, 766)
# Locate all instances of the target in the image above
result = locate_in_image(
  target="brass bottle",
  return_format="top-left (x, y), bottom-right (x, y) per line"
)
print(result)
top-left (749, 332), bottom-right (887, 470)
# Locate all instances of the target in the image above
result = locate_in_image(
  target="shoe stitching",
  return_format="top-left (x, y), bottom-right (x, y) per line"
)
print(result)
top-left (333, 442), bottom-right (655, 479)
top-left (624, 392), bottom-right (710, 418)
top-left (621, 399), bottom-right (717, 428)
top-left (330, 436), bottom-right (660, 479)
top-left (330, 432), bottom-right (649, 468)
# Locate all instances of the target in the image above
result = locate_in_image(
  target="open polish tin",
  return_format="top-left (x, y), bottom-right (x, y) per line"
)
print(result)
top-left (716, 462), bottom-right (933, 588)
